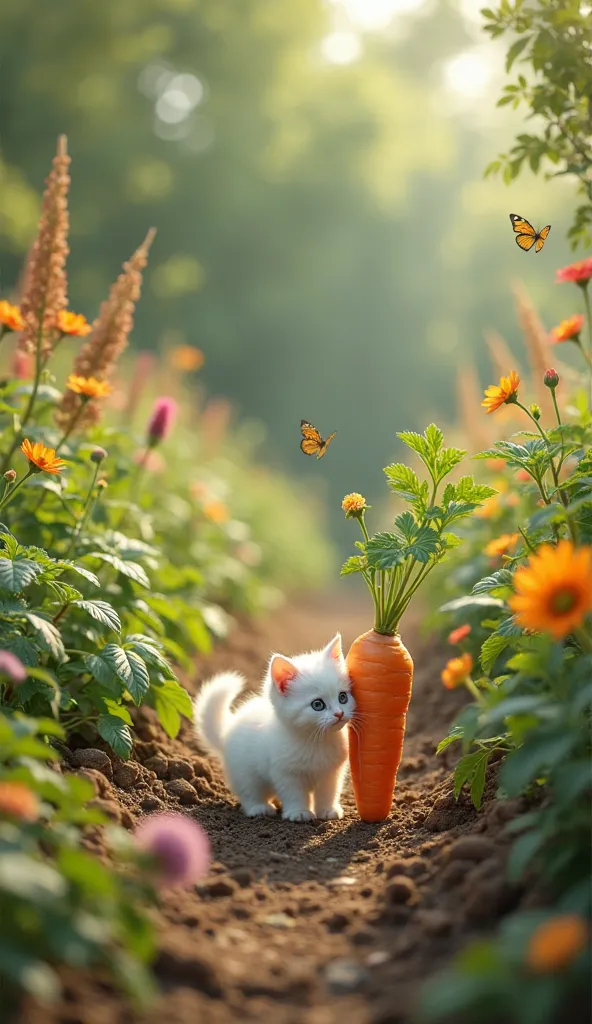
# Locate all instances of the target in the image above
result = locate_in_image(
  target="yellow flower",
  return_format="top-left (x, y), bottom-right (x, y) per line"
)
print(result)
top-left (66, 375), bottom-right (113, 399)
top-left (527, 915), bottom-right (589, 973)
top-left (441, 653), bottom-right (473, 689)
top-left (169, 345), bottom-right (205, 372)
top-left (482, 370), bottom-right (520, 414)
top-left (57, 310), bottom-right (92, 337)
top-left (509, 540), bottom-right (592, 640)
top-left (203, 500), bottom-right (229, 524)
top-left (20, 439), bottom-right (66, 475)
top-left (342, 493), bottom-right (367, 517)
top-left (484, 533), bottom-right (520, 558)
top-left (0, 781), bottom-right (39, 822)
top-left (0, 300), bottom-right (25, 333)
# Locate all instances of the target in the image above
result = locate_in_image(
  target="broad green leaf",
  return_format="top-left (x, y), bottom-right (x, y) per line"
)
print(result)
top-left (102, 700), bottom-right (133, 725)
top-left (472, 569), bottom-right (514, 595)
top-left (394, 510), bottom-right (417, 542)
top-left (470, 752), bottom-right (489, 810)
top-left (25, 614), bottom-right (65, 662)
top-left (101, 644), bottom-right (150, 704)
top-left (0, 558), bottom-right (43, 593)
top-left (366, 533), bottom-right (406, 570)
top-left (125, 640), bottom-right (177, 679)
top-left (500, 732), bottom-right (576, 796)
top-left (406, 524), bottom-right (439, 563)
top-left (73, 600), bottom-right (121, 634)
top-left (453, 750), bottom-right (487, 800)
top-left (97, 714), bottom-right (133, 759)
top-left (4, 637), bottom-right (39, 667)
top-left (439, 595), bottom-right (505, 614)
top-left (154, 694), bottom-right (180, 738)
top-left (85, 653), bottom-right (121, 690)
top-left (89, 553), bottom-right (150, 588)
top-left (397, 430), bottom-right (430, 462)
top-left (384, 464), bottom-right (426, 503)
top-left (425, 423), bottom-right (444, 454)
top-left (480, 634), bottom-right (512, 674)
top-left (436, 725), bottom-right (464, 755)
top-left (58, 562), bottom-right (100, 587)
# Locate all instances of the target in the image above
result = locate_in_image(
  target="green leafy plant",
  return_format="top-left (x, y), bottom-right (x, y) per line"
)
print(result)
top-left (0, 712), bottom-right (155, 1011)
top-left (483, 0), bottom-right (592, 249)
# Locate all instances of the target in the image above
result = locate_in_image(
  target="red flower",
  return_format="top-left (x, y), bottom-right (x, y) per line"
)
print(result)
top-left (555, 258), bottom-right (592, 286)
top-left (448, 624), bottom-right (471, 645)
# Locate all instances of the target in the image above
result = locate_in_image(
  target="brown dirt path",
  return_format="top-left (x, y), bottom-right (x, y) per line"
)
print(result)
top-left (21, 595), bottom-right (529, 1024)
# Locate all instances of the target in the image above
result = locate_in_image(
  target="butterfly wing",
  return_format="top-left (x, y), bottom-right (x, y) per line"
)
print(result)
top-left (516, 233), bottom-right (537, 251)
top-left (535, 224), bottom-right (551, 253)
top-left (316, 430), bottom-right (337, 459)
top-left (300, 420), bottom-right (322, 456)
top-left (509, 214), bottom-right (536, 237)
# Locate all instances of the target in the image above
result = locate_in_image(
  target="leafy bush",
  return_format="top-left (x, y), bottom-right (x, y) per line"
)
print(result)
top-left (422, 263), bottom-right (592, 1021)
top-left (0, 712), bottom-right (155, 1011)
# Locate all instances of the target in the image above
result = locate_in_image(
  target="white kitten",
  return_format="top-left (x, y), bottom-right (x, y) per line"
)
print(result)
top-left (193, 633), bottom-right (355, 821)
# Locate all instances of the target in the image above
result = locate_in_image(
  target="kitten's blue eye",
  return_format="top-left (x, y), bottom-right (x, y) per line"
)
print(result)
top-left (338, 692), bottom-right (348, 705)
top-left (311, 698), bottom-right (326, 711)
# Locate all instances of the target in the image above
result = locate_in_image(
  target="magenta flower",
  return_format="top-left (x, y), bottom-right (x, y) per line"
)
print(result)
top-left (147, 397), bottom-right (177, 447)
top-left (135, 813), bottom-right (210, 887)
top-left (0, 651), bottom-right (27, 684)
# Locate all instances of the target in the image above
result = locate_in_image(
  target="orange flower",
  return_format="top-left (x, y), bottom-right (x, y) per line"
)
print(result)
top-left (169, 345), bottom-right (204, 372)
top-left (448, 624), bottom-right (471, 645)
top-left (20, 439), bottom-right (66, 475)
top-left (527, 915), bottom-right (589, 973)
top-left (509, 540), bottom-right (592, 640)
top-left (475, 494), bottom-right (501, 520)
top-left (516, 469), bottom-right (531, 482)
top-left (57, 310), bottom-right (92, 337)
top-left (550, 314), bottom-right (584, 344)
top-left (203, 500), bottom-right (230, 524)
top-left (482, 371), bottom-right (520, 414)
top-left (555, 257), bottom-right (592, 285)
top-left (0, 300), bottom-right (25, 333)
top-left (441, 653), bottom-right (473, 689)
top-left (484, 533), bottom-right (520, 559)
top-left (486, 459), bottom-right (506, 472)
top-left (0, 781), bottom-right (39, 821)
top-left (66, 375), bottom-right (112, 399)
top-left (342, 492), bottom-right (367, 517)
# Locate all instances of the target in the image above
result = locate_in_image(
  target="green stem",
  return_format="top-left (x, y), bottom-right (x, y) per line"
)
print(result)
top-left (64, 463), bottom-right (101, 559)
top-left (580, 282), bottom-right (592, 401)
top-left (55, 400), bottom-right (88, 453)
top-left (464, 677), bottom-right (485, 703)
top-left (517, 526), bottom-right (535, 554)
top-left (0, 468), bottom-right (35, 512)
top-left (0, 313), bottom-right (45, 476)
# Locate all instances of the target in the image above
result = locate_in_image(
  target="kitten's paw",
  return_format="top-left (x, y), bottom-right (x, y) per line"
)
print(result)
top-left (243, 803), bottom-right (277, 817)
top-left (317, 805), bottom-right (344, 820)
top-left (283, 809), bottom-right (316, 823)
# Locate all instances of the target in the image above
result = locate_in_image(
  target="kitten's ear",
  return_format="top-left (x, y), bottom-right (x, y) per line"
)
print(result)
top-left (270, 655), bottom-right (298, 694)
top-left (323, 633), bottom-right (343, 663)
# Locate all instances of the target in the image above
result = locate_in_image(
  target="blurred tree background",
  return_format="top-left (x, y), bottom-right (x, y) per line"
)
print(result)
top-left (0, 0), bottom-right (583, 550)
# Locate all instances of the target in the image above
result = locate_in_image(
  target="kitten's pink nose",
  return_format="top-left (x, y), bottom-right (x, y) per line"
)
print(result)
top-left (334, 710), bottom-right (344, 721)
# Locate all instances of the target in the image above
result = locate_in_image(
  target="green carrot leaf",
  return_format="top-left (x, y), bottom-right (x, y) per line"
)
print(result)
top-left (366, 533), bottom-right (406, 570)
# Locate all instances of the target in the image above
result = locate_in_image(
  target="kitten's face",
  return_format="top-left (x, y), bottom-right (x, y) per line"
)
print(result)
top-left (269, 634), bottom-right (355, 734)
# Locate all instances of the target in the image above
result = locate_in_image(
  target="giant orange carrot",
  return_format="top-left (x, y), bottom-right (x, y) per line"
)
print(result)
top-left (347, 630), bottom-right (413, 822)
top-left (340, 426), bottom-right (494, 821)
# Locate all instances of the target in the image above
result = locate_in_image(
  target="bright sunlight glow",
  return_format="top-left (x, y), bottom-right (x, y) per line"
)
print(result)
top-left (320, 31), bottom-right (363, 65)
top-left (443, 51), bottom-right (492, 97)
top-left (332, 0), bottom-right (428, 30)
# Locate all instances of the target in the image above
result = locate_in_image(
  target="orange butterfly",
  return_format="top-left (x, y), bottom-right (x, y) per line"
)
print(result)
top-left (509, 214), bottom-right (551, 253)
top-left (300, 420), bottom-right (337, 459)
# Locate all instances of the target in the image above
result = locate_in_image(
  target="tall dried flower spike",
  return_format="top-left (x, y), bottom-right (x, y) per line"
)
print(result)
top-left (512, 282), bottom-right (554, 418)
top-left (19, 136), bottom-right (70, 359)
top-left (55, 228), bottom-right (156, 432)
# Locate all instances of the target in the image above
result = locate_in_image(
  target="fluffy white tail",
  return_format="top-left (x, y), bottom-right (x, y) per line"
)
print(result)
top-left (193, 671), bottom-right (246, 754)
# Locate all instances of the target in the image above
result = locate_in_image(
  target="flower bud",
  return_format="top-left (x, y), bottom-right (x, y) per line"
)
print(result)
top-left (544, 368), bottom-right (560, 389)
top-left (341, 492), bottom-right (369, 519)
top-left (3, 470), bottom-right (16, 484)
top-left (147, 397), bottom-right (177, 448)
top-left (90, 446), bottom-right (107, 464)
top-left (530, 403), bottom-right (541, 420)
top-left (0, 650), bottom-right (27, 683)
top-left (97, 479), bottom-right (108, 490)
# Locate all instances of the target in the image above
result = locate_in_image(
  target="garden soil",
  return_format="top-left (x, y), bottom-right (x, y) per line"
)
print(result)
top-left (19, 595), bottom-right (534, 1024)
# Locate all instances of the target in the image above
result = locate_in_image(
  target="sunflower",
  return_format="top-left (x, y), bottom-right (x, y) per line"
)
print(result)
top-left (66, 375), bottom-right (112, 399)
top-left (509, 540), bottom-right (592, 640)
top-left (20, 439), bottom-right (66, 475)
top-left (57, 310), bottom-right (92, 337)
top-left (550, 314), bottom-right (584, 343)
top-left (441, 653), bottom-right (473, 689)
top-left (481, 371), bottom-right (520, 414)
top-left (0, 300), bottom-right (25, 333)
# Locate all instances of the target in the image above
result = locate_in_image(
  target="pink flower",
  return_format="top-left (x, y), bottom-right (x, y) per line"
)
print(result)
top-left (555, 258), bottom-right (592, 286)
top-left (135, 813), bottom-right (210, 888)
top-left (133, 448), bottom-right (166, 473)
top-left (11, 350), bottom-right (33, 380)
top-left (147, 397), bottom-right (177, 447)
top-left (0, 650), bottom-right (27, 684)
